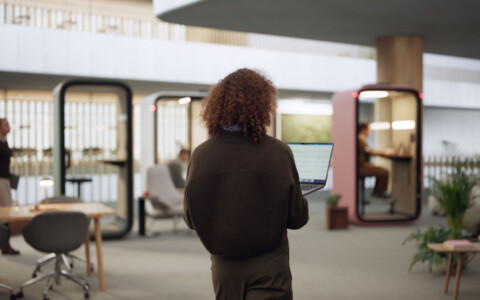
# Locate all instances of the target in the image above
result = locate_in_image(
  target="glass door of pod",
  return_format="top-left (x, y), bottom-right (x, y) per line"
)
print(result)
top-left (53, 80), bottom-right (133, 239)
top-left (356, 87), bottom-right (422, 222)
top-left (151, 93), bottom-right (207, 165)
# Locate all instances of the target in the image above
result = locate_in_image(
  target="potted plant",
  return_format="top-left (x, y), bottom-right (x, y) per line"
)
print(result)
top-left (431, 161), bottom-right (479, 238)
top-left (326, 194), bottom-right (348, 230)
top-left (404, 159), bottom-right (479, 271)
top-left (403, 226), bottom-right (451, 272)
top-left (326, 194), bottom-right (341, 207)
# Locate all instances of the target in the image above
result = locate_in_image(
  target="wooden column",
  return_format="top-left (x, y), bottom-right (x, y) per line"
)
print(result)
top-left (376, 35), bottom-right (424, 91)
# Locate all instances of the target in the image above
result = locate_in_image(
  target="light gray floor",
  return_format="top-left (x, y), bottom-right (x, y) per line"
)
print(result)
top-left (1, 192), bottom-right (479, 300)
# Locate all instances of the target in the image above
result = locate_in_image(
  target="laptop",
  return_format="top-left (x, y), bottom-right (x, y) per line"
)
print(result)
top-left (287, 143), bottom-right (334, 196)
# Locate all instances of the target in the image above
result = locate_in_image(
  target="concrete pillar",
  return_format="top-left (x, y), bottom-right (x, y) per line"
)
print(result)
top-left (376, 35), bottom-right (424, 92)
top-left (375, 35), bottom-right (423, 216)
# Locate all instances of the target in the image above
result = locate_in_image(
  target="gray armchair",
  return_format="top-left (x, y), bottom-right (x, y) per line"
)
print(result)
top-left (145, 165), bottom-right (184, 232)
top-left (0, 224), bottom-right (16, 299)
top-left (17, 211), bottom-right (90, 300)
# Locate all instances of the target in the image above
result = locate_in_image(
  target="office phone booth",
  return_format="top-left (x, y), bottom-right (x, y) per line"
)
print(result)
top-left (53, 80), bottom-right (133, 239)
top-left (140, 92), bottom-right (207, 190)
top-left (331, 85), bottom-right (423, 224)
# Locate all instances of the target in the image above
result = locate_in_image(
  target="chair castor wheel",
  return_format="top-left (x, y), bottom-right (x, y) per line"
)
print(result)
top-left (16, 292), bottom-right (24, 298)
top-left (84, 292), bottom-right (90, 299)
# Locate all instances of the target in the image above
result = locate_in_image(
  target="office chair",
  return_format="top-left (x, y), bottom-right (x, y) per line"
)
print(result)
top-left (145, 165), bottom-right (184, 232)
top-left (32, 196), bottom-right (94, 278)
top-left (17, 211), bottom-right (90, 300)
top-left (0, 224), bottom-right (16, 299)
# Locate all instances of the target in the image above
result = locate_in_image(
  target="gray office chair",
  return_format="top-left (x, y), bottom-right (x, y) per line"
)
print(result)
top-left (0, 224), bottom-right (16, 299)
top-left (145, 165), bottom-right (184, 232)
top-left (32, 196), bottom-right (94, 278)
top-left (17, 211), bottom-right (90, 300)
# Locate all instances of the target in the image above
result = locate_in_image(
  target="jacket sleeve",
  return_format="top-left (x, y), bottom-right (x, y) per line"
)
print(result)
top-left (183, 193), bottom-right (194, 230)
top-left (183, 155), bottom-right (194, 230)
top-left (286, 149), bottom-right (309, 229)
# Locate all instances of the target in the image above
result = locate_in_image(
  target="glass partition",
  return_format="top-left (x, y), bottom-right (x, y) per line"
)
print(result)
top-left (356, 89), bottom-right (421, 222)
top-left (53, 80), bottom-right (133, 239)
top-left (154, 95), bottom-right (207, 164)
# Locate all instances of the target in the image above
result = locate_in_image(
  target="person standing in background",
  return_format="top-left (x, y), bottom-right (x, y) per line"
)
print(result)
top-left (167, 148), bottom-right (190, 188)
top-left (0, 118), bottom-right (20, 255)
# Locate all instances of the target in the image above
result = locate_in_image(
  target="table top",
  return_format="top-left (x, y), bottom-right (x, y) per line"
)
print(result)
top-left (380, 154), bottom-right (412, 161)
top-left (98, 159), bottom-right (126, 166)
top-left (0, 202), bottom-right (116, 222)
top-left (428, 243), bottom-right (480, 253)
top-left (66, 177), bottom-right (93, 183)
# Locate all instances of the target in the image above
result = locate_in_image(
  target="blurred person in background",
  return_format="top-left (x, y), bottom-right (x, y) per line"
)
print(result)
top-left (167, 148), bottom-right (191, 188)
top-left (0, 118), bottom-right (20, 255)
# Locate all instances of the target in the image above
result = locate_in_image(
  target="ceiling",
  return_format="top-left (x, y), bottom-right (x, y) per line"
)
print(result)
top-left (158, 0), bottom-right (480, 60)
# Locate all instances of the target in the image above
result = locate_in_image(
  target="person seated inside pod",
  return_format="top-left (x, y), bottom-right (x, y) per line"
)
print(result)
top-left (357, 121), bottom-right (394, 200)
top-left (167, 148), bottom-right (191, 188)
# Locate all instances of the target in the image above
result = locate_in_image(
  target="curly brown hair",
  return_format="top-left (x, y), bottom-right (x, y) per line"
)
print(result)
top-left (202, 68), bottom-right (277, 141)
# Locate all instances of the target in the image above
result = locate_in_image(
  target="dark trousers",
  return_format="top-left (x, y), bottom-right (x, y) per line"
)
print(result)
top-left (359, 163), bottom-right (389, 194)
top-left (211, 237), bottom-right (292, 300)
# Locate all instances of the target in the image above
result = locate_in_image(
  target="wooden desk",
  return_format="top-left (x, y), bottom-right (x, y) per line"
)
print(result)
top-left (98, 159), bottom-right (126, 166)
top-left (0, 203), bottom-right (115, 292)
top-left (380, 154), bottom-right (412, 161)
top-left (428, 243), bottom-right (480, 299)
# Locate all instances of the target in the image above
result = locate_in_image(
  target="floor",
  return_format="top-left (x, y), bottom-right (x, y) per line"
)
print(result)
top-left (1, 191), bottom-right (479, 300)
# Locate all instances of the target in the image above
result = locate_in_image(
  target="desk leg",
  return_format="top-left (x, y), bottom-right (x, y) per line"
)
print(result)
top-left (444, 253), bottom-right (453, 293)
top-left (77, 184), bottom-right (82, 199)
top-left (85, 236), bottom-right (91, 277)
top-left (138, 198), bottom-right (146, 236)
top-left (453, 253), bottom-right (463, 300)
top-left (94, 218), bottom-right (105, 292)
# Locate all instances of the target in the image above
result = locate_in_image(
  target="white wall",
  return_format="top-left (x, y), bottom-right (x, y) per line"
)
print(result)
top-left (0, 24), bottom-right (375, 93)
top-left (423, 79), bottom-right (480, 109)
top-left (423, 107), bottom-right (480, 156)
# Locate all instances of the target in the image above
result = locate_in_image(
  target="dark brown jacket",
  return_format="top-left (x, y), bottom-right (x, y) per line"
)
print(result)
top-left (0, 140), bottom-right (12, 179)
top-left (184, 131), bottom-right (308, 258)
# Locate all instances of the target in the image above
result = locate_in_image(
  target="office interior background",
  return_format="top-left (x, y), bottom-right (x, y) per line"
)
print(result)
top-left (1, 0), bottom-right (480, 299)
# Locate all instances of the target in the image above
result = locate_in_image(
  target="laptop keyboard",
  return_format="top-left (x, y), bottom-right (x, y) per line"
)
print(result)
top-left (301, 184), bottom-right (317, 191)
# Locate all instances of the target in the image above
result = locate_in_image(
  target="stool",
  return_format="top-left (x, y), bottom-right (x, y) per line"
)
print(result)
top-left (358, 176), bottom-right (371, 215)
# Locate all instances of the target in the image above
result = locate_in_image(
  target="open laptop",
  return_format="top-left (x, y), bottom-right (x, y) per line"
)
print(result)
top-left (287, 143), bottom-right (334, 196)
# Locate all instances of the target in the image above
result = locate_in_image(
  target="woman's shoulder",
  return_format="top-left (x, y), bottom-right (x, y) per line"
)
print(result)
top-left (261, 135), bottom-right (293, 156)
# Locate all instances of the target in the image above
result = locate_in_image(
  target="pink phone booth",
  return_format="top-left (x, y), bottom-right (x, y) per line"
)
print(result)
top-left (331, 84), bottom-right (423, 224)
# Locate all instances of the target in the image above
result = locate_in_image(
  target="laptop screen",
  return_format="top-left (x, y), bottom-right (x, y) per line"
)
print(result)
top-left (287, 143), bottom-right (334, 184)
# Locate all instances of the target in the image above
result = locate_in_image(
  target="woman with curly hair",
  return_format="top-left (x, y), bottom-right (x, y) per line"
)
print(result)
top-left (184, 68), bottom-right (308, 300)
